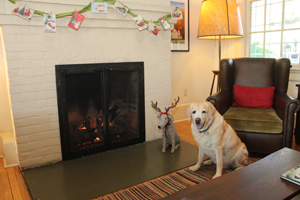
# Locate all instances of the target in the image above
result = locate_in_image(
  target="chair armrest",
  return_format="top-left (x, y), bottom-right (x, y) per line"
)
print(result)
top-left (274, 92), bottom-right (299, 147)
top-left (206, 90), bottom-right (232, 115)
top-left (274, 92), bottom-right (300, 120)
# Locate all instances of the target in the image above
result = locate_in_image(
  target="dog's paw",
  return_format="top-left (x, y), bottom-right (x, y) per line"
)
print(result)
top-left (235, 166), bottom-right (244, 171)
top-left (212, 174), bottom-right (221, 179)
top-left (189, 165), bottom-right (200, 171)
top-left (162, 148), bottom-right (166, 153)
top-left (203, 159), bottom-right (213, 166)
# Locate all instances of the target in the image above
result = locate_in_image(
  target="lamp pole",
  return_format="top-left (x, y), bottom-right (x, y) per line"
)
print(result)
top-left (219, 35), bottom-right (221, 68)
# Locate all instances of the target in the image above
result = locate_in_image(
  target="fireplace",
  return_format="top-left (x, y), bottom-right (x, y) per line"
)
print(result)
top-left (55, 62), bottom-right (145, 160)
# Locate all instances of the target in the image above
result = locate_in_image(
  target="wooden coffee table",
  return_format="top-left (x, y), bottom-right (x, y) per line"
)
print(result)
top-left (163, 148), bottom-right (300, 200)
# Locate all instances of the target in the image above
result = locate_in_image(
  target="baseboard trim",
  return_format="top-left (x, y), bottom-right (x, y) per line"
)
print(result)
top-left (174, 118), bottom-right (188, 123)
top-left (3, 157), bottom-right (19, 168)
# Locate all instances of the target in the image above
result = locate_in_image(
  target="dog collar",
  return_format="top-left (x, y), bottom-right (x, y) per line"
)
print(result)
top-left (198, 120), bottom-right (214, 135)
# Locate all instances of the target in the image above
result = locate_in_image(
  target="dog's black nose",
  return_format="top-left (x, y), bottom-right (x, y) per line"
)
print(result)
top-left (158, 126), bottom-right (161, 129)
top-left (195, 118), bottom-right (201, 125)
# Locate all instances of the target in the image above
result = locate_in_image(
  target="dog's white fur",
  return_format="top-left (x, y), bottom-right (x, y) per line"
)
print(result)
top-left (157, 113), bottom-right (180, 153)
top-left (187, 101), bottom-right (248, 179)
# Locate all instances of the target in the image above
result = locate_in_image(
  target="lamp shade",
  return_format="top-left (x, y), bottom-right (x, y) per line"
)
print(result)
top-left (198, 0), bottom-right (243, 39)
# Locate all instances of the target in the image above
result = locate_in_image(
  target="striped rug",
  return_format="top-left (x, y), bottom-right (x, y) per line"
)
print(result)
top-left (95, 165), bottom-right (230, 200)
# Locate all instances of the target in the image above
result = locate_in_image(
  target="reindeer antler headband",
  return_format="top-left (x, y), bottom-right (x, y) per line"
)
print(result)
top-left (151, 96), bottom-right (180, 114)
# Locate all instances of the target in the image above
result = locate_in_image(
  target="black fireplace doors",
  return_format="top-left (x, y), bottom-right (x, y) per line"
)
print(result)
top-left (56, 62), bottom-right (145, 160)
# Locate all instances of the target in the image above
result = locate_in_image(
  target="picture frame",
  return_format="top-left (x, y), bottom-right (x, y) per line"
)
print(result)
top-left (170, 0), bottom-right (190, 52)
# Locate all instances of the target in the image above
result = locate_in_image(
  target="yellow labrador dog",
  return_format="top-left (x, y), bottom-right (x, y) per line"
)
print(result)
top-left (187, 101), bottom-right (248, 179)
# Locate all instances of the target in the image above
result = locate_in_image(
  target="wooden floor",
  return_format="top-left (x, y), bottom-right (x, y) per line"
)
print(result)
top-left (0, 159), bottom-right (31, 200)
top-left (1, 121), bottom-right (299, 200)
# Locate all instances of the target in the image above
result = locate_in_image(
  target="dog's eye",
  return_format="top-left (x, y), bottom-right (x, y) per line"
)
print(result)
top-left (192, 110), bottom-right (196, 114)
top-left (202, 111), bottom-right (206, 114)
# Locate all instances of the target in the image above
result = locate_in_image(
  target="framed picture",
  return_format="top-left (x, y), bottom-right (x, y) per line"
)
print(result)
top-left (170, 0), bottom-right (189, 52)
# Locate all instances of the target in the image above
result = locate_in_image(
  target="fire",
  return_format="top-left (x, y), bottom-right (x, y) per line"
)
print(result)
top-left (78, 124), bottom-right (87, 130)
top-left (101, 123), bottom-right (113, 127)
top-left (94, 137), bottom-right (101, 143)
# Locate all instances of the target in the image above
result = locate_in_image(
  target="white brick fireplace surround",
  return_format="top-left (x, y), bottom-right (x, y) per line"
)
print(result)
top-left (0, 0), bottom-right (172, 169)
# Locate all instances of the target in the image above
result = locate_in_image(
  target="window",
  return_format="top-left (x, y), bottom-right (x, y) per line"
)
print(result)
top-left (249, 0), bottom-right (300, 67)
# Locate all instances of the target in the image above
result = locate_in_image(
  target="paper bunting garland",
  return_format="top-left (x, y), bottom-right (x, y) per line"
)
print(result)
top-left (92, 2), bottom-right (107, 14)
top-left (159, 17), bottom-right (171, 30)
top-left (8, 0), bottom-right (179, 35)
top-left (172, 10), bottom-right (183, 20)
top-left (113, 1), bottom-right (128, 16)
top-left (12, 2), bottom-right (34, 21)
top-left (148, 21), bottom-right (159, 36)
top-left (44, 14), bottom-right (56, 33)
top-left (169, 9), bottom-right (183, 24)
top-left (133, 15), bottom-right (148, 31)
top-left (68, 11), bottom-right (85, 31)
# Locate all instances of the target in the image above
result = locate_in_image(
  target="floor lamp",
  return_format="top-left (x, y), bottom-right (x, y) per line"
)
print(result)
top-left (197, 0), bottom-right (243, 95)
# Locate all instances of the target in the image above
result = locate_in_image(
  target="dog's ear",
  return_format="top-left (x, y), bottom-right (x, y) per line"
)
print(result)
top-left (207, 102), bottom-right (216, 116)
top-left (186, 104), bottom-right (193, 121)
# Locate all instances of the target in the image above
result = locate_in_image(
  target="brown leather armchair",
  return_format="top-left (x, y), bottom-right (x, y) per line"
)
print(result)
top-left (207, 58), bottom-right (300, 154)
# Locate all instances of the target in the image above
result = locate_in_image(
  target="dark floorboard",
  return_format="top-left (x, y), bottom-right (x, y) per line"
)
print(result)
top-left (23, 139), bottom-right (198, 200)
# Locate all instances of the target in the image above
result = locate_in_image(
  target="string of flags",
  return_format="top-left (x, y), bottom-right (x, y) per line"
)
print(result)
top-left (8, 0), bottom-right (183, 35)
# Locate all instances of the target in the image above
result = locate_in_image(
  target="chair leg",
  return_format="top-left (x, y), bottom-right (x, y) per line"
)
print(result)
top-left (295, 112), bottom-right (300, 145)
top-left (210, 73), bottom-right (216, 95)
top-left (210, 70), bottom-right (220, 95)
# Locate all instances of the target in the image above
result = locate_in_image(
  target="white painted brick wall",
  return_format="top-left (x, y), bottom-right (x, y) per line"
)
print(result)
top-left (0, 0), bottom-right (172, 169)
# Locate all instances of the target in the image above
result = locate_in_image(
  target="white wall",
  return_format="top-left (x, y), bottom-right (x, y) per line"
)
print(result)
top-left (171, 0), bottom-right (245, 121)
top-left (0, 0), bottom-right (172, 169)
top-left (0, 26), bottom-right (13, 134)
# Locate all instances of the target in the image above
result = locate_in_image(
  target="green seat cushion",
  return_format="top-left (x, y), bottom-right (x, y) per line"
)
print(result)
top-left (223, 107), bottom-right (282, 134)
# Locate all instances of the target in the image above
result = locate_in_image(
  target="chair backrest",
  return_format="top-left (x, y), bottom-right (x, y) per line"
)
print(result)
top-left (219, 57), bottom-right (291, 93)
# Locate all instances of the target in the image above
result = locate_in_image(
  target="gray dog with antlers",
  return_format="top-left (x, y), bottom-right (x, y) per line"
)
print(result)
top-left (151, 97), bottom-right (181, 153)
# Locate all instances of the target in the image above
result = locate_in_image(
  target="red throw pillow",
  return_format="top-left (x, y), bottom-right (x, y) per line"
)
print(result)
top-left (232, 85), bottom-right (275, 109)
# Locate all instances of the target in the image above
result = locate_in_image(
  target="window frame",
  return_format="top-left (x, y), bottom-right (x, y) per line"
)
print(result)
top-left (246, 0), bottom-right (300, 67)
